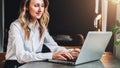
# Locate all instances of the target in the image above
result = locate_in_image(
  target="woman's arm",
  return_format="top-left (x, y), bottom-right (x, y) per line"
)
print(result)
top-left (43, 30), bottom-right (67, 52)
top-left (7, 23), bottom-right (53, 63)
top-left (43, 30), bottom-right (78, 60)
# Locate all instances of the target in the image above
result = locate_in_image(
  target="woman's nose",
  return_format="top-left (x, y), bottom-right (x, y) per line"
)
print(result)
top-left (38, 6), bottom-right (41, 11)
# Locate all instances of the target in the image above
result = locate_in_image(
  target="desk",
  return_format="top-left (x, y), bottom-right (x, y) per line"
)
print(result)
top-left (19, 52), bottom-right (120, 68)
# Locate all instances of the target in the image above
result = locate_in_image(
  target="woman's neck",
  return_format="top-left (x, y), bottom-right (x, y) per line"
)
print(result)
top-left (30, 19), bottom-right (37, 26)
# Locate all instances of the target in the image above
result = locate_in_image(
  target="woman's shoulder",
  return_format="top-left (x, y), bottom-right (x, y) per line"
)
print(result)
top-left (10, 19), bottom-right (21, 25)
top-left (9, 19), bottom-right (22, 30)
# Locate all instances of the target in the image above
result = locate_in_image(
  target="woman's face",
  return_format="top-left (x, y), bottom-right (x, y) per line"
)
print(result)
top-left (28, 0), bottom-right (45, 20)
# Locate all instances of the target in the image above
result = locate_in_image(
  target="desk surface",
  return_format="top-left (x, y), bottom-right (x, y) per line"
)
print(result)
top-left (19, 52), bottom-right (120, 68)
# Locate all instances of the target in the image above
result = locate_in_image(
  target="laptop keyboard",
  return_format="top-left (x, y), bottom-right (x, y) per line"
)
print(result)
top-left (49, 59), bottom-right (76, 65)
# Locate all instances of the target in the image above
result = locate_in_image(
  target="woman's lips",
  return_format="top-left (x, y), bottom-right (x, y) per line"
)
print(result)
top-left (36, 12), bottom-right (41, 16)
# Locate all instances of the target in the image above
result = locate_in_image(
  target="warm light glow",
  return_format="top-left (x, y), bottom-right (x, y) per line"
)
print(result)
top-left (111, 0), bottom-right (120, 4)
top-left (98, 28), bottom-right (101, 32)
top-left (96, 14), bottom-right (102, 20)
top-left (97, 14), bottom-right (102, 32)
top-left (94, 14), bottom-right (102, 32)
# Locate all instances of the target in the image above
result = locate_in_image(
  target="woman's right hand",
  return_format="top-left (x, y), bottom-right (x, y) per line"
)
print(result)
top-left (52, 51), bottom-right (74, 61)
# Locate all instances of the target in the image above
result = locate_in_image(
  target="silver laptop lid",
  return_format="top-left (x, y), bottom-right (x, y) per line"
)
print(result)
top-left (75, 31), bottom-right (112, 65)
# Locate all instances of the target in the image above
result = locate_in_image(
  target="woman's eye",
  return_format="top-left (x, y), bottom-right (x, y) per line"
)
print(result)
top-left (41, 4), bottom-right (45, 7)
top-left (34, 4), bottom-right (39, 7)
top-left (34, 3), bottom-right (44, 7)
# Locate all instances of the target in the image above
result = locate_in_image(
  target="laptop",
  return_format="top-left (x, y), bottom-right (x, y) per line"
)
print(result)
top-left (48, 31), bottom-right (112, 65)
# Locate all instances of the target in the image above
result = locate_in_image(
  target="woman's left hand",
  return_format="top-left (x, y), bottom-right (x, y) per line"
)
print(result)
top-left (69, 48), bottom-right (80, 59)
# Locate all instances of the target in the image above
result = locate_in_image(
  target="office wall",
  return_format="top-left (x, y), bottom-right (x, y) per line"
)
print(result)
top-left (48, 0), bottom-right (116, 35)
top-left (5, 0), bottom-right (21, 29)
top-left (48, 0), bottom-right (96, 36)
top-left (116, 4), bottom-right (120, 21)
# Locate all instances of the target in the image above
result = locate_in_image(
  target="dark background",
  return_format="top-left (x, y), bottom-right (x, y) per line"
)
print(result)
top-left (0, 0), bottom-right (3, 52)
top-left (4, 0), bottom-right (116, 52)
top-left (48, 0), bottom-right (96, 36)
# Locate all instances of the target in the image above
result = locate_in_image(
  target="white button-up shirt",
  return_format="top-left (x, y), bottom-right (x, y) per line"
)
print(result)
top-left (6, 19), bottom-right (67, 63)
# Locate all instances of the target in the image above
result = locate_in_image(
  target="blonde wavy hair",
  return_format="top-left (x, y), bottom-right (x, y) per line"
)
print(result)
top-left (18, 0), bottom-right (49, 39)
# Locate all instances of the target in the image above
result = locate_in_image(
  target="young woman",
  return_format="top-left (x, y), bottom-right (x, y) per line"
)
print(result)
top-left (4, 0), bottom-right (80, 68)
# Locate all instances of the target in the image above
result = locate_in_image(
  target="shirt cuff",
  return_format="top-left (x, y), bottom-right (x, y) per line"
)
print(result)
top-left (42, 53), bottom-right (53, 59)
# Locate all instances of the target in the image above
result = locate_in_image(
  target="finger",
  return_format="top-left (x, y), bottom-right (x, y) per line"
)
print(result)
top-left (73, 48), bottom-right (80, 53)
top-left (72, 52), bottom-right (79, 57)
top-left (64, 52), bottom-right (74, 60)
top-left (70, 51), bottom-right (79, 58)
top-left (59, 51), bottom-right (74, 60)
top-left (58, 55), bottom-right (67, 61)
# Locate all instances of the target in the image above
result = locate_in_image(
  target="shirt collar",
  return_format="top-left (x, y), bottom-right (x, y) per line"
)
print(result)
top-left (28, 21), bottom-right (40, 31)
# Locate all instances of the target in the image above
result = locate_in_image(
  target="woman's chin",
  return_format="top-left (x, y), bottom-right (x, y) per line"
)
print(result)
top-left (36, 16), bottom-right (41, 19)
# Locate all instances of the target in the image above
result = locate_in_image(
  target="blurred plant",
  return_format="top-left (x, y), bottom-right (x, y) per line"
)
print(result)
top-left (111, 20), bottom-right (120, 46)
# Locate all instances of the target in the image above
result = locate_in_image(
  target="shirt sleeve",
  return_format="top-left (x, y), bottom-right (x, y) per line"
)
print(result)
top-left (8, 23), bottom-right (53, 63)
top-left (43, 30), bottom-right (68, 52)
